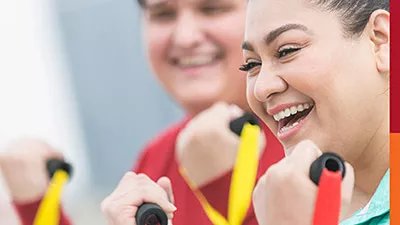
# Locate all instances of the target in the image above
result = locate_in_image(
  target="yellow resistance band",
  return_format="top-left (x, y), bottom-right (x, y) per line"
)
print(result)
top-left (34, 170), bottom-right (69, 225)
top-left (180, 122), bottom-right (260, 225)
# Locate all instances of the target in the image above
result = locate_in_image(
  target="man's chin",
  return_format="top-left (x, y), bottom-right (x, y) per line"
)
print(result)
top-left (178, 95), bottom-right (220, 114)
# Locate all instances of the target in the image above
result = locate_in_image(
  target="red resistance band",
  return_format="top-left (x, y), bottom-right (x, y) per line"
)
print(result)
top-left (313, 168), bottom-right (342, 225)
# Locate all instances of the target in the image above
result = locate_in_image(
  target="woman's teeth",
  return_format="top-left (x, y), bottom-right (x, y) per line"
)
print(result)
top-left (178, 56), bottom-right (214, 67)
top-left (279, 119), bottom-right (303, 133)
top-left (273, 103), bottom-right (313, 122)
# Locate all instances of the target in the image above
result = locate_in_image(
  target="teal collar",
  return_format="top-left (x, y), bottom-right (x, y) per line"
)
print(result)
top-left (340, 169), bottom-right (390, 225)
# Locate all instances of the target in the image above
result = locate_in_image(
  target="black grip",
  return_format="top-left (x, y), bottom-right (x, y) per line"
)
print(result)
top-left (229, 112), bottom-right (260, 136)
top-left (309, 152), bottom-right (346, 186)
top-left (46, 158), bottom-right (73, 179)
top-left (136, 203), bottom-right (168, 225)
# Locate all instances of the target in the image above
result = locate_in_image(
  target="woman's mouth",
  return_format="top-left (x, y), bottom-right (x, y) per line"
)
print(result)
top-left (272, 103), bottom-right (314, 140)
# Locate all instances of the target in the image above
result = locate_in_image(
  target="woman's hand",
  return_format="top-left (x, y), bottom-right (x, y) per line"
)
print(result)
top-left (252, 140), bottom-right (355, 225)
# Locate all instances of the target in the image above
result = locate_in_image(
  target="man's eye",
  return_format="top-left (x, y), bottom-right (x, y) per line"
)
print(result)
top-left (150, 11), bottom-right (176, 21)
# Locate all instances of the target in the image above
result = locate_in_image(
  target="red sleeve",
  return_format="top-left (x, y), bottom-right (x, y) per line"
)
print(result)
top-left (13, 199), bottom-right (72, 225)
top-left (132, 147), bottom-right (150, 173)
top-left (132, 117), bottom-right (233, 218)
top-left (132, 117), bottom-right (190, 177)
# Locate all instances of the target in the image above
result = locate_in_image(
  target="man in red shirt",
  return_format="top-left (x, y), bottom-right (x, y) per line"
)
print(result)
top-left (0, 0), bottom-right (284, 224)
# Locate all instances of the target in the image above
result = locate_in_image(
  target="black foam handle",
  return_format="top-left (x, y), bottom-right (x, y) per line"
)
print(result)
top-left (309, 152), bottom-right (346, 186)
top-left (46, 158), bottom-right (73, 180)
top-left (136, 203), bottom-right (168, 225)
top-left (229, 112), bottom-right (260, 136)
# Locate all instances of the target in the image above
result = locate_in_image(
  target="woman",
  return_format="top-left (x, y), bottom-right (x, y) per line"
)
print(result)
top-left (2, 0), bottom-right (284, 224)
top-left (240, 0), bottom-right (389, 224)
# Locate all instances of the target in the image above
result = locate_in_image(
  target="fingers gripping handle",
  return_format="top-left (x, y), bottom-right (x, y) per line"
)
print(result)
top-left (309, 152), bottom-right (346, 185)
top-left (136, 203), bottom-right (168, 225)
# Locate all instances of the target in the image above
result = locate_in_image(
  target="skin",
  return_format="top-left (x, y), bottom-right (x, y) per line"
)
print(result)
top-left (142, 0), bottom-right (249, 115)
top-left (140, 0), bottom-right (266, 187)
top-left (243, 0), bottom-right (389, 223)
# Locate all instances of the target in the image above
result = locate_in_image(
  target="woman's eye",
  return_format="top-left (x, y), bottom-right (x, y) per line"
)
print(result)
top-left (277, 46), bottom-right (302, 59)
top-left (239, 62), bottom-right (261, 72)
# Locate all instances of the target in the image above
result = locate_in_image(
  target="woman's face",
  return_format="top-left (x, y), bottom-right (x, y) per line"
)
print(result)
top-left (243, 0), bottom-right (389, 160)
top-left (142, 0), bottom-right (248, 115)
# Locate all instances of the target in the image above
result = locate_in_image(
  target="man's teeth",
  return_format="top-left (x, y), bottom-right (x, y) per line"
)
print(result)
top-left (273, 103), bottom-right (313, 122)
top-left (178, 56), bottom-right (214, 67)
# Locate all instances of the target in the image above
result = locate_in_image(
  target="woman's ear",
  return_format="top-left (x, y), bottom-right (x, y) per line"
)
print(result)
top-left (367, 9), bottom-right (390, 73)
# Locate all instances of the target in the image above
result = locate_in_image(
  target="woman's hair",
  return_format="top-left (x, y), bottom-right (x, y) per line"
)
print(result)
top-left (135, 0), bottom-right (389, 38)
top-left (310, 0), bottom-right (389, 38)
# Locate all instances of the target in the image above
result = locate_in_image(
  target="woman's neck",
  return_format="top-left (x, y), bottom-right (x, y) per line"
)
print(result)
top-left (353, 114), bottom-right (389, 196)
top-left (347, 115), bottom-right (389, 216)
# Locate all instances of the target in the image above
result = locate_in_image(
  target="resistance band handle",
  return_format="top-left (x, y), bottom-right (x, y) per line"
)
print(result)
top-left (229, 112), bottom-right (260, 136)
top-left (309, 152), bottom-right (346, 186)
top-left (136, 203), bottom-right (168, 225)
top-left (310, 152), bottom-right (345, 225)
top-left (46, 158), bottom-right (73, 180)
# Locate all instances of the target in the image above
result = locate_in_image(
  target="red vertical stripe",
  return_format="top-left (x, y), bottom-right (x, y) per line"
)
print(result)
top-left (390, 0), bottom-right (399, 132)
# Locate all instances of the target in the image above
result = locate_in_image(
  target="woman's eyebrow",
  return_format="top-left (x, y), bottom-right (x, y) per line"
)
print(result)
top-left (242, 23), bottom-right (312, 52)
top-left (264, 23), bottom-right (312, 45)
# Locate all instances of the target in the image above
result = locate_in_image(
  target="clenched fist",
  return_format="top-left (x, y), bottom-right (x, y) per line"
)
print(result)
top-left (0, 139), bottom-right (64, 203)
top-left (252, 140), bottom-right (355, 225)
top-left (176, 102), bottom-right (265, 187)
top-left (101, 173), bottom-right (176, 225)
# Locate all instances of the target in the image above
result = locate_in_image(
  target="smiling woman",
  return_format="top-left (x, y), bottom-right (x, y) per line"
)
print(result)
top-left (243, 0), bottom-right (390, 224)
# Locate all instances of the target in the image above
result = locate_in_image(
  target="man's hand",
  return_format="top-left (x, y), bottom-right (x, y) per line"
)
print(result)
top-left (176, 102), bottom-right (264, 187)
top-left (101, 173), bottom-right (176, 225)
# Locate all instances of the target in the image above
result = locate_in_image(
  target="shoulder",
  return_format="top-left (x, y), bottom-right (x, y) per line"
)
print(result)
top-left (143, 117), bottom-right (190, 154)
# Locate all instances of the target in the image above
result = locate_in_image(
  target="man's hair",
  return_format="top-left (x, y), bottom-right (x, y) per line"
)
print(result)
top-left (137, 0), bottom-right (145, 8)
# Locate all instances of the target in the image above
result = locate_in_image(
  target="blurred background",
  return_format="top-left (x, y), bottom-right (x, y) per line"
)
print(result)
top-left (0, 0), bottom-right (184, 224)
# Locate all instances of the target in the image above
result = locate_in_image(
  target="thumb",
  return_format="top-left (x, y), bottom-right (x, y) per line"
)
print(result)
top-left (157, 177), bottom-right (174, 204)
top-left (157, 177), bottom-right (175, 219)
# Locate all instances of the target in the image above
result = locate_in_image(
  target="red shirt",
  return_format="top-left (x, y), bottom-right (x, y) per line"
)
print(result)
top-left (13, 117), bottom-right (284, 225)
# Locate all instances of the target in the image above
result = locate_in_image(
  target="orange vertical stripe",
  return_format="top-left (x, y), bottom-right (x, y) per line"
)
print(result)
top-left (390, 133), bottom-right (399, 224)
